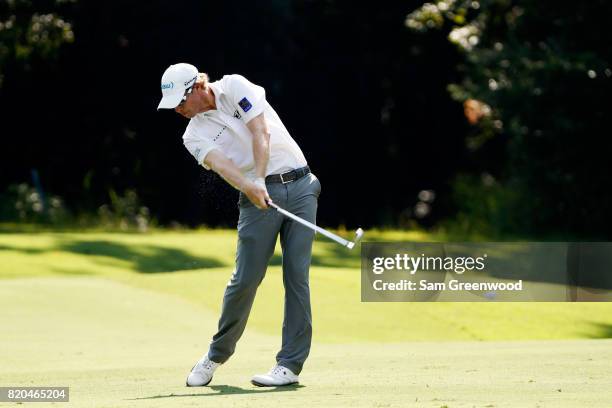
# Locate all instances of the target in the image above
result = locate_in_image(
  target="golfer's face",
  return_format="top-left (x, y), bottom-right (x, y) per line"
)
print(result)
top-left (175, 86), bottom-right (197, 118)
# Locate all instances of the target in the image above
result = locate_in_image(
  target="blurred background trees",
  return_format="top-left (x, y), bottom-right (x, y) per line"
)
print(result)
top-left (0, 0), bottom-right (74, 87)
top-left (1, 0), bottom-right (610, 238)
top-left (406, 0), bottom-right (612, 237)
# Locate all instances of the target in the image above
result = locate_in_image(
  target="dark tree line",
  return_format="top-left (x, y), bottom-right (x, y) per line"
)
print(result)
top-left (407, 0), bottom-right (612, 238)
top-left (1, 0), bottom-right (610, 238)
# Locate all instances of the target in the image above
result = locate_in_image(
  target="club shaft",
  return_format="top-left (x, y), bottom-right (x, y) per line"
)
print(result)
top-left (269, 203), bottom-right (351, 247)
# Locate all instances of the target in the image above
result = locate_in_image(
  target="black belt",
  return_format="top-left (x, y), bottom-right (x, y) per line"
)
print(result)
top-left (265, 166), bottom-right (310, 184)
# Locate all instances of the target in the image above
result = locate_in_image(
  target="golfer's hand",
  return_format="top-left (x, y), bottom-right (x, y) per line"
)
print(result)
top-left (245, 178), bottom-right (271, 209)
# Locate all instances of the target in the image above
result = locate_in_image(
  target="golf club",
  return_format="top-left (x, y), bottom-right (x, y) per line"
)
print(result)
top-left (267, 201), bottom-right (364, 249)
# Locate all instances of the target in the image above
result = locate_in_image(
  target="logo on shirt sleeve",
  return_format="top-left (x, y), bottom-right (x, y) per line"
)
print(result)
top-left (238, 97), bottom-right (252, 113)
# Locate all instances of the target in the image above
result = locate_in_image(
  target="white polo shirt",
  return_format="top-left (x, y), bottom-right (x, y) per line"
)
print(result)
top-left (182, 74), bottom-right (307, 180)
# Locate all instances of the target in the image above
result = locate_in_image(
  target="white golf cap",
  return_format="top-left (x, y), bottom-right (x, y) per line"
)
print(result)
top-left (157, 63), bottom-right (199, 110)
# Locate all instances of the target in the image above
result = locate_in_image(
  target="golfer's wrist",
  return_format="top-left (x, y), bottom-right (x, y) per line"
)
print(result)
top-left (238, 178), bottom-right (253, 193)
top-left (253, 177), bottom-right (266, 190)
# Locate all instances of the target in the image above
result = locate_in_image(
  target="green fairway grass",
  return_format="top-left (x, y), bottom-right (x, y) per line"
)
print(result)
top-left (1, 275), bottom-right (611, 408)
top-left (2, 228), bottom-right (612, 407)
top-left (1, 229), bottom-right (612, 342)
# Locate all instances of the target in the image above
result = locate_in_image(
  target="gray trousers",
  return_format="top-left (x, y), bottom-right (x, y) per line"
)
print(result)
top-left (208, 172), bottom-right (321, 375)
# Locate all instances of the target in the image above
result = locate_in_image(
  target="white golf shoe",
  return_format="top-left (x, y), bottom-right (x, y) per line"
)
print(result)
top-left (251, 365), bottom-right (299, 387)
top-left (186, 355), bottom-right (219, 387)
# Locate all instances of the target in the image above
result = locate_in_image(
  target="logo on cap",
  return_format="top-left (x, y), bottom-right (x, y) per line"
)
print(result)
top-left (184, 76), bottom-right (197, 87)
top-left (161, 82), bottom-right (174, 90)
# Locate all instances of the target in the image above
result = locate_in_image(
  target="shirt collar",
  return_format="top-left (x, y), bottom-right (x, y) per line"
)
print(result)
top-left (208, 80), bottom-right (223, 111)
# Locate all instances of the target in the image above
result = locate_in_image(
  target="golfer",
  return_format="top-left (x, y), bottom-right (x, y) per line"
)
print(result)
top-left (157, 63), bottom-right (320, 387)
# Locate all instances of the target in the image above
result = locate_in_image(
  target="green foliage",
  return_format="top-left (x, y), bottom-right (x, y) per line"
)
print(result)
top-left (97, 189), bottom-right (152, 232)
top-left (0, 0), bottom-right (75, 86)
top-left (448, 173), bottom-right (529, 237)
top-left (0, 184), bottom-right (152, 231)
top-left (407, 0), bottom-right (612, 237)
top-left (0, 183), bottom-right (68, 224)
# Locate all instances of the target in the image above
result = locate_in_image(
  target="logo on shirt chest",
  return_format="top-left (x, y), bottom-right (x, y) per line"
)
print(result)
top-left (213, 125), bottom-right (228, 142)
top-left (233, 110), bottom-right (242, 119)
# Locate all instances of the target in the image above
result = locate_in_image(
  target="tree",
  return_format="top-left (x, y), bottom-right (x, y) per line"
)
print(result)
top-left (407, 0), bottom-right (612, 237)
top-left (0, 0), bottom-right (74, 87)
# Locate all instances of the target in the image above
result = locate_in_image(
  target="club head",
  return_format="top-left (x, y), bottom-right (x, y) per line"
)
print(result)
top-left (346, 228), bottom-right (364, 250)
top-left (354, 228), bottom-right (364, 245)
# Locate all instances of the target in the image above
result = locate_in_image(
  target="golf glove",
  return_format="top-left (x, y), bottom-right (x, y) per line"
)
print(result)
top-left (254, 177), bottom-right (267, 192)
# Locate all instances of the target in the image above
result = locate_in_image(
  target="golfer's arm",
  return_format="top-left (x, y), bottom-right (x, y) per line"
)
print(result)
top-left (246, 113), bottom-right (270, 180)
top-left (204, 150), bottom-right (251, 192)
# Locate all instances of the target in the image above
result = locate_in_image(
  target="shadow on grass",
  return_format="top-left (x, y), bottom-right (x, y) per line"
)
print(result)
top-left (0, 244), bottom-right (48, 254)
top-left (586, 322), bottom-right (612, 339)
top-left (56, 240), bottom-right (226, 273)
top-left (0, 229), bottom-right (368, 274)
top-left (130, 384), bottom-right (304, 400)
top-left (269, 239), bottom-right (361, 269)
top-left (0, 240), bottom-right (226, 273)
